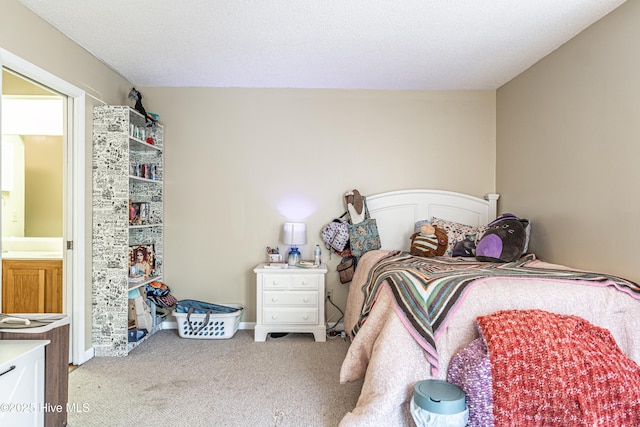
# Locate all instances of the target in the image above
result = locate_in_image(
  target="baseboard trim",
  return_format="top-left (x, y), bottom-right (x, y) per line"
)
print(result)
top-left (161, 320), bottom-right (177, 330)
top-left (74, 347), bottom-right (95, 366)
top-left (239, 322), bottom-right (255, 330)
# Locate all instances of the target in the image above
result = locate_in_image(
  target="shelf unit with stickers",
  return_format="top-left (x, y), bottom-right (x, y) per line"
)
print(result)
top-left (92, 105), bottom-right (164, 356)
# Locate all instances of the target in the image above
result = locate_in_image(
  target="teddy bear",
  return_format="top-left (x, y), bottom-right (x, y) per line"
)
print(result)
top-left (409, 223), bottom-right (448, 257)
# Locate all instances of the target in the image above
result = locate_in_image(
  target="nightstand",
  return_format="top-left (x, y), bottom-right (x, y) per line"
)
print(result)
top-left (254, 263), bottom-right (328, 342)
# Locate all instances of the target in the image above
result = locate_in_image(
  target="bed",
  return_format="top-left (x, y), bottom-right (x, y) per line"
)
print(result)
top-left (338, 189), bottom-right (640, 426)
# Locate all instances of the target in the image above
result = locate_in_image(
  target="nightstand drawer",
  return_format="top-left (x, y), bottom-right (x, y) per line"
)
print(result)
top-left (262, 274), bottom-right (293, 289)
top-left (262, 274), bottom-right (319, 290)
top-left (263, 308), bottom-right (318, 324)
top-left (292, 275), bottom-right (319, 289)
top-left (263, 291), bottom-right (318, 307)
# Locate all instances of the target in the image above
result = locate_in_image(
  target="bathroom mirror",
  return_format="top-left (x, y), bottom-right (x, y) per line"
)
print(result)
top-left (2, 71), bottom-right (64, 240)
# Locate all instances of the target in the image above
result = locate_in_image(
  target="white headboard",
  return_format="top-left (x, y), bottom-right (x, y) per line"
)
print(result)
top-left (365, 189), bottom-right (499, 251)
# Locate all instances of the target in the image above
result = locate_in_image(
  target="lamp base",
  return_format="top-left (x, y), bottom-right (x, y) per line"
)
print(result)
top-left (288, 247), bottom-right (301, 266)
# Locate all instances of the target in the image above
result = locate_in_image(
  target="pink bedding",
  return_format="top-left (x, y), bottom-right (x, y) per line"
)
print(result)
top-left (339, 250), bottom-right (640, 426)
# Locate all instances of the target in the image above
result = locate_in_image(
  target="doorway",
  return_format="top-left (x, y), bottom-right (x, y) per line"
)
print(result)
top-left (2, 76), bottom-right (64, 313)
top-left (0, 48), bottom-right (87, 365)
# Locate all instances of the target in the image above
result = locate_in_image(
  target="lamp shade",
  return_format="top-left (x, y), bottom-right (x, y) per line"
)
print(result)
top-left (282, 223), bottom-right (307, 246)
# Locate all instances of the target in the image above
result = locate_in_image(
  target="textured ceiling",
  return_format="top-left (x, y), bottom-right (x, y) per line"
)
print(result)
top-left (18, 0), bottom-right (626, 90)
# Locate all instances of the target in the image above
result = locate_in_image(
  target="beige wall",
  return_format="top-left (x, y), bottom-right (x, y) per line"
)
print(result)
top-left (142, 88), bottom-right (496, 322)
top-left (496, 0), bottom-right (640, 281)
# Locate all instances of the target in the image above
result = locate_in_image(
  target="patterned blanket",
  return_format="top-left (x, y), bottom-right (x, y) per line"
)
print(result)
top-left (477, 310), bottom-right (640, 426)
top-left (351, 251), bottom-right (640, 374)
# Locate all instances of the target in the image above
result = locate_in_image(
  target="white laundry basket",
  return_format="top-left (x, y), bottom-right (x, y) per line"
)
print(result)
top-left (173, 303), bottom-right (243, 339)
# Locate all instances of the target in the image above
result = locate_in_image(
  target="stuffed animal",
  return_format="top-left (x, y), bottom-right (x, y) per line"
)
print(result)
top-left (476, 213), bottom-right (531, 262)
top-left (410, 223), bottom-right (448, 257)
top-left (128, 87), bottom-right (156, 126)
top-left (452, 233), bottom-right (477, 257)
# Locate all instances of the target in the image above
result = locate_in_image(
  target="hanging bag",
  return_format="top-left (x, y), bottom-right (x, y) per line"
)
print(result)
top-left (321, 212), bottom-right (350, 253)
top-left (337, 256), bottom-right (357, 284)
top-left (348, 197), bottom-right (381, 258)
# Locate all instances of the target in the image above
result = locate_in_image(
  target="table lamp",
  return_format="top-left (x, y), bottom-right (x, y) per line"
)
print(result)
top-left (283, 222), bottom-right (307, 266)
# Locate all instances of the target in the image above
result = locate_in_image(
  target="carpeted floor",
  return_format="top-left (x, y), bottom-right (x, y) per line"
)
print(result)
top-left (68, 329), bottom-right (363, 426)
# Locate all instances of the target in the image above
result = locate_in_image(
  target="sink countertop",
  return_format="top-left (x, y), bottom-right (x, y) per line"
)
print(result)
top-left (1, 251), bottom-right (63, 260)
top-left (0, 314), bottom-right (69, 334)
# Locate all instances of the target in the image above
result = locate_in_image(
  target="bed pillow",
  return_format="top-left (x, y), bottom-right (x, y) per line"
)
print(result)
top-left (430, 217), bottom-right (488, 257)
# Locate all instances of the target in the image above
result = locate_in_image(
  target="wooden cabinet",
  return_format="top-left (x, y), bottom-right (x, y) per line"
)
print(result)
top-left (254, 264), bottom-right (328, 342)
top-left (2, 259), bottom-right (63, 313)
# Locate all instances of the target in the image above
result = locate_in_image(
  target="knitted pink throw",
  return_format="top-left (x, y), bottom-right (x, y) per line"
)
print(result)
top-left (477, 310), bottom-right (640, 426)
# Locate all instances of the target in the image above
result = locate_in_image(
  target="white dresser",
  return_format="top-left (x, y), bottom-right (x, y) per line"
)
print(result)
top-left (0, 340), bottom-right (49, 427)
top-left (254, 264), bottom-right (328, 342)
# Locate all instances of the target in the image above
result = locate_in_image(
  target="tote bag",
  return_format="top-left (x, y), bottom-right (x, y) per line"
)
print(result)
top-left (348, 198), bottom-right (381, 258)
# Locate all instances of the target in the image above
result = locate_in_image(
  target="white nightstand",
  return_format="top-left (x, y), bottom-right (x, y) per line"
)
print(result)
top-left (254, 263), bottom-right (328, 342)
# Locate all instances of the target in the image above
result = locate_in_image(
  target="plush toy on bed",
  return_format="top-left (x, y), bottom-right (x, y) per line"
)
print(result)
top-left (476, 213), bottom-right (531, 262)
top-left (452, 233), bottom-right (478, 257)
top-left (410, 223), bottom-right (448, 257)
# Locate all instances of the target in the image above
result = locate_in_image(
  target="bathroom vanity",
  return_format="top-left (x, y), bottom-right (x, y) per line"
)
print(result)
top-left (1, 238), bottom-right (63, 314)
top-left (2, 258), bottom-right (63, 314)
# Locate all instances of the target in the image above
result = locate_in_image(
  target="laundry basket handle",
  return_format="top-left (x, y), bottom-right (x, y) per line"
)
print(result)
top-left (186, 307), bottom-right (210, 334)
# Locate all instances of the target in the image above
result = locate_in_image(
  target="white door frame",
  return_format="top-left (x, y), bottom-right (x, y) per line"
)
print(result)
top-left (0, 48), bottom-right (89, 365)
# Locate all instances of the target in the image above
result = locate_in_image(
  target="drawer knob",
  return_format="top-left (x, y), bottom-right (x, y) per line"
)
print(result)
top-left (303, 315), bottom-right (309, 320)
top-left (301, 280), bottom-right (308, 286)
top-left (272, 280), bottom-right (278, 285)
top-left (302, 298), bottom-right (309, 303)
top-left (271, 315), bottom-right (277, 319)
top-left (271, 297), bottom-right (278, 302)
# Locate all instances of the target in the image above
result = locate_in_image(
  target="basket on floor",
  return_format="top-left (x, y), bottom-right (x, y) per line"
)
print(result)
top-left (173, 301), bottom-right (243, 339)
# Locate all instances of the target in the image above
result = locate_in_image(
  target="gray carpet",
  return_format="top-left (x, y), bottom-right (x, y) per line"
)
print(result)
top-left (68, 329), bottom-right (363, 427)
